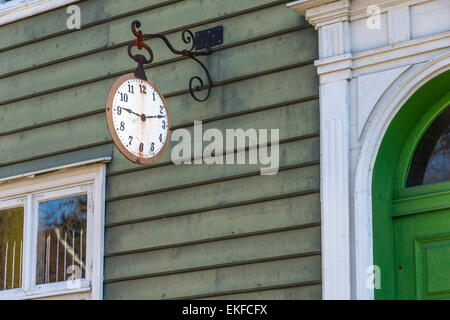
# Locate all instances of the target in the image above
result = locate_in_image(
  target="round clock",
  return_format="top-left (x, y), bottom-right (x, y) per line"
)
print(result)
top-left (106, 73), bottom-right (170, 164)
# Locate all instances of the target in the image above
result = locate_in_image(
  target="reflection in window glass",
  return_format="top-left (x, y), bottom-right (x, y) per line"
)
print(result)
top-left (0, 206), bottom-right (24, 291)
top-left (0, 0), bottom-right (21, 11)
top-left (407, 106), bottom-right (450, 187)
top-left (36, 194), bottom-right (87, 285)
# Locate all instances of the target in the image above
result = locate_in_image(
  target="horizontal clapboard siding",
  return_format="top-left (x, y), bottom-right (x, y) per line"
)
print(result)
top-left (0, 2), bottom-right (308, 77)
top-left (104, 255), bottom-right (321, 299)
top-left (105, 226), bottom-right (321, 280)
top-left (0, 0), bottom-right (321, 299)
top-left (199, 283), bottom-right (322, 300)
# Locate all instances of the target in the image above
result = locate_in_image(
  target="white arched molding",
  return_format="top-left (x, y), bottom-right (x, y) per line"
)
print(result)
top-left (353, 52), bottom-right (450, 299)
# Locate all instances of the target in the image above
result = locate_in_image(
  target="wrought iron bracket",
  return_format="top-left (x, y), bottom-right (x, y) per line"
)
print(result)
top-left (127, 20), bottom-right (222, 102)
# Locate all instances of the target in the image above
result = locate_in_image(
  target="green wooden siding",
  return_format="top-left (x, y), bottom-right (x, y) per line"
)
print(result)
top-left (0, 0), bottom-right (320, 299)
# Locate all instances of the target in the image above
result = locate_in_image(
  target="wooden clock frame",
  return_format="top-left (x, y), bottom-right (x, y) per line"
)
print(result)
top-left (105, 73), bottom-right (171, 165)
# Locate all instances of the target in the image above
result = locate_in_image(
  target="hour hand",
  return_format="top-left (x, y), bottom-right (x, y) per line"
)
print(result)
top-left (121, 107), bottom-right (140, 117)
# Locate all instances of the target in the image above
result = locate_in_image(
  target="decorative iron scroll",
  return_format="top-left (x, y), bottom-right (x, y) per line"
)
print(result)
top-left (127, 20), bottom-right (216, 102)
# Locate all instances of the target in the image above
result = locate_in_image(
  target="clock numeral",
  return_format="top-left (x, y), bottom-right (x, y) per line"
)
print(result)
top-left (152, 92), bottom-right (155, 101)
top-left (117, 106), bottom-right (122, 115)
top-left (160, 105), bottom-right (164, 114)
top-left (159, 134), bottom-right (162, 143)
top-left (128, 136), bottom-right (133, 145)
top-left (120, 93), bottom-right (128, 102)
top-left (162, 120), bottom-right (166, 129)
top-left (139, 143), bottom-right (144, 152)
top-left (150, 142), bottom-right (155, 152)
top-left (120, 122), bottom-right (125, 131)
top-left (128, 84), bottom-right (134, 94)
top-left (140, 85), bottom-right (147, 94)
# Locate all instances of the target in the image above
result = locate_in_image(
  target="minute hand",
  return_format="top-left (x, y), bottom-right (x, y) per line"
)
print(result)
top-left (144, 114), bottom-right (166, 119)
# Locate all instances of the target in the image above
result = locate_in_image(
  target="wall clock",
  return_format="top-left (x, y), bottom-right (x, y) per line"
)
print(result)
top-left (106, 73), bottom-right (170, 164)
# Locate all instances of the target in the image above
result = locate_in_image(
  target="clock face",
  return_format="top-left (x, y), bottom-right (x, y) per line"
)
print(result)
top-left (106, 74), bottom-right (170, 164)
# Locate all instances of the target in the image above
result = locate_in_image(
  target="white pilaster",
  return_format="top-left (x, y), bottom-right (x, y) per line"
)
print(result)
top-left (319, 78), bottom-right (351, 300)
top-left (289, 0), bottom-right (352, 300)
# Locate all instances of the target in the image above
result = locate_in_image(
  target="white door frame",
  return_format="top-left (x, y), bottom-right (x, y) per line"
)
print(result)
top-left (353, 52), bottom-right (450, 299)
top-left (288, 0), bottom-right (450, 299)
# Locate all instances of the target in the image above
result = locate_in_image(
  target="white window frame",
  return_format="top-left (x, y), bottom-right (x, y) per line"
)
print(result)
top-left (0, 0), bottom-right (80, 26)
top-left (0, 161), bottom-right (107, 300)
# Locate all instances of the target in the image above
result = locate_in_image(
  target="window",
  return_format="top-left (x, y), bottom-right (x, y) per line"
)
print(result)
top-left (0, 0), bottom-right (31, 11)
top-left (35, 191), bottom-right (87, 285)
top-left (0, 203), bottom-right (24, 291)
top-left (406, 106), bottom-right (450, 187)
top-left (0, 163), bottom-right (106, 299)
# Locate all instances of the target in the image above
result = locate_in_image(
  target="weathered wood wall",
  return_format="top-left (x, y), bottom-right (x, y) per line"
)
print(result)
top-left (0, 0), bottom-right (320, 299)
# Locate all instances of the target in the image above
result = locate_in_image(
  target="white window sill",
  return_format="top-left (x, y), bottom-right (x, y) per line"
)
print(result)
top-left (0, 279), bottom-right (91, 300)
top-left (0, 0), bottom-right (80, 26)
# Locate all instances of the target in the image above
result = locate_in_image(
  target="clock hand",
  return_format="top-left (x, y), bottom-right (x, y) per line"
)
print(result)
top-left (121, 107), bottom-right (141, 117)
top-left (144, 114), bottom-right (167, 119)
top-left (122, 107), bottom-right (165, 121)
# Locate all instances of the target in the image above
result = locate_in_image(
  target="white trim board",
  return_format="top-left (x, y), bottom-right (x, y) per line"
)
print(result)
top-left (0, 159), bottom-right (110, 200)
top-left (0, 0), bottom-right (80, 26)
top-left (0, 157), bottom-right (111, 185)
top-left (287, 0), bottom-right (432, 21)
top-left (314, 31), bottom-right (450, 79)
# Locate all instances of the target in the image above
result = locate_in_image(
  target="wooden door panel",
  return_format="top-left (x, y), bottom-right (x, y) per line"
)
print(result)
top-left (415, 234), bottom-right (450, 299)
top-left (394, 209), bottom-right (450, 299)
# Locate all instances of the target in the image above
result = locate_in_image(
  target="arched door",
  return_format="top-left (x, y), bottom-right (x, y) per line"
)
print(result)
top-left (373, 70), bottom-right (450, 299)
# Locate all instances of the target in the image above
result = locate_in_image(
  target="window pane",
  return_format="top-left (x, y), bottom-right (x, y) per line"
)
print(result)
top-left (36, 194), bottom-right (87, 285)
top-left (0, 206), bottom-right (24, 291)
top-left (0, 0), bottom-right (20, 8)
top-left (406, 106), bottom-right (450, 187)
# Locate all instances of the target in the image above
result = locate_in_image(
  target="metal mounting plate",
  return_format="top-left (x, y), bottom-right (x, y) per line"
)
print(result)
top-left (195, 26), bottom-right (223, 50)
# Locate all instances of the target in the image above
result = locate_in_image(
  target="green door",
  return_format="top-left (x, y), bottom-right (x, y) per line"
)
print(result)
top-left (372, 70), bottom-right (450, 300)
